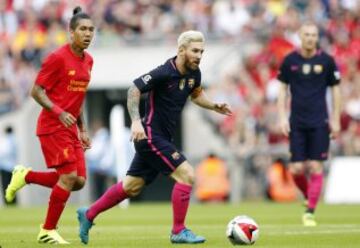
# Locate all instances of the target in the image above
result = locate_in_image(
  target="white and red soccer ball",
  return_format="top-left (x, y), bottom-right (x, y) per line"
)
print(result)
top-left (226, 215), bottom-right (259, 245)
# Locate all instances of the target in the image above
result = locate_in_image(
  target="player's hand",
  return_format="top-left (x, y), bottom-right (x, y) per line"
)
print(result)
top-left (59, 112), bottom-right (77, 128)
top-left (280, 118), bottom-right (290, 137)
top-left (131, 120), bottom-right (147, 142)
top-left (330, 119), bottom-right (340, 139)
top-left (213, 103), bottom-right (232, 116)
top-left (79, 130), bottom-right (91, 150)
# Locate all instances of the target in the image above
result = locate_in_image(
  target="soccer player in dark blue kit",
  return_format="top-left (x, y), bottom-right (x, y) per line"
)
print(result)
top-left (77, 30), bottom-right (232, 244)
top-left (277, 23), bottom-right (341, 227)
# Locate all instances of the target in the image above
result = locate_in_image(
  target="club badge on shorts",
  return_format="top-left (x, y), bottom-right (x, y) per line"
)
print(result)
top-left (302, 64), bottom-right (311, 74)
top-left (179, 79), bottom-right (186, 90)
top-left (314, 64), bottom-right (323, 74)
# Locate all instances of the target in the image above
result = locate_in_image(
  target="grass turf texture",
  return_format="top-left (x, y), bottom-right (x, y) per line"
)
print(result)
top-left (1, 202), bottom-right (360, 247)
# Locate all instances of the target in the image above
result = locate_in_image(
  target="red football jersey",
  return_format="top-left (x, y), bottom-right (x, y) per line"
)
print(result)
top-left (35, 44), bottom-right (93, 135)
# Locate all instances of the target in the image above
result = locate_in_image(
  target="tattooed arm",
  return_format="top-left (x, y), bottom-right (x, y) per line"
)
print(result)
top-left (127, 85), bottom-right (147, 141)
top-left (31, 84), bottom-right (76, 128)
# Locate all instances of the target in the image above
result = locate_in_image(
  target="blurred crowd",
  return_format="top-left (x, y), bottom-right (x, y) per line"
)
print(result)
top-left (202, 0), bottom-right (360, 198)
top-left (0, 0), bottom-right (360, 199)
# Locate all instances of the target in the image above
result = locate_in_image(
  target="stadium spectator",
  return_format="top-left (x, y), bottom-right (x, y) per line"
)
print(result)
top-left (86, 119), bottom-right (116, 200)
top-left (195, 153), bottom-right (230, 202)
top-left (0, 0), bottom-right (359, 201)
top-left (266, 159), bottom-right (297, 202)
top-left (0, 126), bottom-right (17, 205)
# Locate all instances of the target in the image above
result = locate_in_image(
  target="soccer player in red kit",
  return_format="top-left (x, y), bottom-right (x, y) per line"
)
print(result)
top-left (5, 6), bottom-right (94, 244)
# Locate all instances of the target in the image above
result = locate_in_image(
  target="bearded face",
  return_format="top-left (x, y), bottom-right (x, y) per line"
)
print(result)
top-left (181, 42), bottom-right (204, 71)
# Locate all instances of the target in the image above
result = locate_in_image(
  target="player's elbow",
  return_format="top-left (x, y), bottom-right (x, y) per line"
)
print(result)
top-left (190, 96), bottom-right (200, 106)
top-left (30, 85), bottom-right (37, 98)
top-left (30, 84), bottom-right (41, 99)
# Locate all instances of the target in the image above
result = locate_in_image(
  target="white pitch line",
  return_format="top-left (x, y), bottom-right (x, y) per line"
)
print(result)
top-left (268, 229), bottom-right (360, 236)
top-left (260, 224), bottom-right (360, 228)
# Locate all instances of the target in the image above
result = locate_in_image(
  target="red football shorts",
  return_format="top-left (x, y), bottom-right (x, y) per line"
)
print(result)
top-left (39, 129), bottom-right (86, 178)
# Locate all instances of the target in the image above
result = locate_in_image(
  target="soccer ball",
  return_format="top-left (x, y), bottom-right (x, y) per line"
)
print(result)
top-left (226, 215), bottom-right (259, 245)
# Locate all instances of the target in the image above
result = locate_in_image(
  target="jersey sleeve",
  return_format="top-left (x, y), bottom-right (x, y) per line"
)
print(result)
top-left (133, 66), bottom-right (168, 93)
top-left (277, 57), bottom-right (290, 84)
top-left (327, 57), bottom-right (341, 86)
top-left (35, 53), bottom-right (63, 90)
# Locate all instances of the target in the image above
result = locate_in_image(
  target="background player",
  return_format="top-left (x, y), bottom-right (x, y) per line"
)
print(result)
top-left (5, 6), bottom-right (94, 244)
top-left (77, 30), bottom-right (232, 244)
top-left (277, 23), bottom-right (341, 226)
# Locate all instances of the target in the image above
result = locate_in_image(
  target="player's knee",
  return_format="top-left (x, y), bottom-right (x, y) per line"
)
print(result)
top-left (289, 162), bottom-right (305, 174)
top-left (171, 162), bottom-right (195, 185)
top-left (72, 177), bottom-right (86, 191)
top-left (124, 184), bottom-right (143, 197)
top-left (59, 173), bottom-right (78, 189)
top-left (308, 161), bottom-right (323, 174)
top-left (289, 167), bottom-right (302, 174)
top-left (126, 187), bottom-right (142, 197)
top-left (123, 177), bottom-right (145, 197)
top-left (177, 169), bottom-right (195, 185)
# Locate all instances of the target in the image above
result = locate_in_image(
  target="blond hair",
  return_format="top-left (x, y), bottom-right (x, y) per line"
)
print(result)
top-left (177, 30), bottom-right (205, 48)
top-left (299, 22), bottom-right (318, 33)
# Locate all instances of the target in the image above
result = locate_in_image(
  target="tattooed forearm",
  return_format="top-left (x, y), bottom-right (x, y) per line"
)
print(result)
top-left (127, 85), bottom-right (141, 121)
top-left (31, 84), bottom-right (54, 110)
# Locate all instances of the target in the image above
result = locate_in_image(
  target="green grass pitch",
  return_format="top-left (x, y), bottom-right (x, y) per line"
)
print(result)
top-left (1, 202), bottom-right (360, 247)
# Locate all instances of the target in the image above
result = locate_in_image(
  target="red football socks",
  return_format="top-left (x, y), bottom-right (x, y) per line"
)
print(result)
top-left (171, 183), bottom-right (192, 234)
top-left (43, 184), bottom-right (70, 230)
top-left (292, 173), bottom-right (308, 199)
top-left (25, 171), bottom-right (59, 188)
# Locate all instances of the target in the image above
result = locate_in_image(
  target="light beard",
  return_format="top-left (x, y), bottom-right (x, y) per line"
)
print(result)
top-left (185, 60), bottom-right (198, 72)
top-left (305, 46), bottom-right (316, 53)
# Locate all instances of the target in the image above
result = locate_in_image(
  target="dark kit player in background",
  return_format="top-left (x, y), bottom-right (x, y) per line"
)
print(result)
top-left (277, 23), bottom-right (341, 227)
top-left (77, 30), bottom-right (232, 245)
top-left (5, 7), bottom-right (95, 244)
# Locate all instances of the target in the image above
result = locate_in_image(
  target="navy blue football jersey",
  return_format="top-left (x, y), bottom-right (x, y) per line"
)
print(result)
top-left (277, 50), bottom-right (340, 128)
top-left (133, 57), bottom-right (201, 140)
